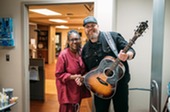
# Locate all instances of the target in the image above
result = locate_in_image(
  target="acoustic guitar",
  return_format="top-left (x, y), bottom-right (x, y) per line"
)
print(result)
top-left (83, 21), bottom-right (148, 99)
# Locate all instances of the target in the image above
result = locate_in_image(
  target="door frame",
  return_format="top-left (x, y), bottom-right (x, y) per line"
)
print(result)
top-left (55, 32), bottom-right (61, 57)
top-left (22, 0), bottom-right (95, 112)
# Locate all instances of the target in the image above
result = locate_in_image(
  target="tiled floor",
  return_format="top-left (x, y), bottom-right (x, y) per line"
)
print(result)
top-left (30, 60), bottom-right (92, 112)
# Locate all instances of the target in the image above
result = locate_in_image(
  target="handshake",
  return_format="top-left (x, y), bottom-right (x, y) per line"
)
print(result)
top-left (70, 74), bottom-right (84, 86)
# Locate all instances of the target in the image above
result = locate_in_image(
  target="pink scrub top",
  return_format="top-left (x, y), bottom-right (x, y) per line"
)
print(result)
top-left (55, 48), bottom-right (91, 104)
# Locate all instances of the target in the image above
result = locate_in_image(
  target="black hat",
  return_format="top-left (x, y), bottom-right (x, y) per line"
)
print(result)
top-left (83, 16), bottom-right (98, 27)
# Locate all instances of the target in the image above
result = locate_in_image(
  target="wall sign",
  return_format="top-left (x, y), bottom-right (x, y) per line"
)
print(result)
top-left (0, 17), bottom-right (15, 47)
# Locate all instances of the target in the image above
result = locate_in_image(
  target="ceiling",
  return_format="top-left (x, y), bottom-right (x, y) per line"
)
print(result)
top-left (29, 3), bottom-right (94, 29)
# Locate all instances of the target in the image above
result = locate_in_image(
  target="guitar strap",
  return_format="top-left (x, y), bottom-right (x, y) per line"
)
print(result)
top-left (103, 32), bottom-right (118, 56)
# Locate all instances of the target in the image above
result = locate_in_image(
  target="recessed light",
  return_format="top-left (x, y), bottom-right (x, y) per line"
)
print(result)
top-left (49, 19), bottom-right (68, 23)
top-left (55, 25), bottom-right (69, 29)
top-left (29, 9), bottom-right (61, 16)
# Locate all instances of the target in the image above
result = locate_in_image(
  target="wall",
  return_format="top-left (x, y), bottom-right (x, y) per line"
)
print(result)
top-left (0, 0), bottom-right (24, 112)
top-left (0, 0), bottom-right (169, 112)
top-left (117, 0), bottom-right (152, 111)
top-left (162, 0), bottom-right (170, 110)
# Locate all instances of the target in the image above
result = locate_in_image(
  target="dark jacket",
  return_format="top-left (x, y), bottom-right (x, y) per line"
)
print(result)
top-left (82, 31), bottom-right (136, 84)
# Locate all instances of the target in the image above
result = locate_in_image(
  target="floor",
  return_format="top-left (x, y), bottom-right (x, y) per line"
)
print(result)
top-left (30, 60), bottom-right (92, 112)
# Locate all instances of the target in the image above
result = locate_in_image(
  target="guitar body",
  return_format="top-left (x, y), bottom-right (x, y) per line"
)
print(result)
top-left (84, 56), bottom-right (125, 99)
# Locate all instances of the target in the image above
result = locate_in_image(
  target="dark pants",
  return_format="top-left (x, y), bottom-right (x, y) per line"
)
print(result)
top-left (94, 82), bottom-right (129, 112)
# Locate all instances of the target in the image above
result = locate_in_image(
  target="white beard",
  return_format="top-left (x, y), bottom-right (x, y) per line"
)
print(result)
top-left (89, 32), bottom-right (98, 42)
top-left (88, 30), bottom-right (98, 39)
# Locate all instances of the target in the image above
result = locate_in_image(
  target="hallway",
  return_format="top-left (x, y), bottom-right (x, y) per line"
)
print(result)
top-left (30, 60), bottom-right (92, 112)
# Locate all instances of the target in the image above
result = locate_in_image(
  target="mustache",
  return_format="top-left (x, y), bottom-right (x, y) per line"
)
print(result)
top-left (90, 36), bottom-right (97, 39)
top-left (88, 29), bottom-right (95, 33)
top-left (86, 29), bottom-right (99, 39)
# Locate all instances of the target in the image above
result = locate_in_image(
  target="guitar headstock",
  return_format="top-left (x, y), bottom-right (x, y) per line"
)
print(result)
top-left (135, 20), bottom-right (148, 37)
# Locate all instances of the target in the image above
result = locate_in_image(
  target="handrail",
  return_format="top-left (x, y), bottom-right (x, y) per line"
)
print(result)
top-left (129, 88), bottom-right (151, 91)
top-left (129, 80), bottom-right (159, 112)
top-left (151, 105), bottom-right (158, 112)
top-left (151, 80), bottom-right (159, 112)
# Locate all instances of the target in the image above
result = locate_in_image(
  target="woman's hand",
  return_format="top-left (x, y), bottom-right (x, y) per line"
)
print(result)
top-left (69, 74), bottom-right (84, 86)
top-left (70, 74), bottom-right (81, 80)
top-left (75, 76), bottom-right (84, 86)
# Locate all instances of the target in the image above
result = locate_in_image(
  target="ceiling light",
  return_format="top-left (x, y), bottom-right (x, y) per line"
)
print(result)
top-left (55, 25), bottom-right (69, 29)
top-left (49, 19), bottom-right (68, 23)
top-left (29, 9), bottom-right (61, 16)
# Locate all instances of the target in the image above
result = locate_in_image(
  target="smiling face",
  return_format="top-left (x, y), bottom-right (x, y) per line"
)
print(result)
top-left (68, 31), bottom-right (81, 53)
top-left (84, 23), bottom-right (100, 43)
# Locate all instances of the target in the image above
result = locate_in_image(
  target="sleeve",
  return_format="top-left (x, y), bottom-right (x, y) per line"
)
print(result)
top-left (55, 53), bottom-right (71, 83)
top-left (111, 32), bottom-right (136, 58)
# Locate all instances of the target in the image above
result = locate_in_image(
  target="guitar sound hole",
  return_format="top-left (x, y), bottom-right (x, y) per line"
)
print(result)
top-left (105, 69), bottom-right (113, 77)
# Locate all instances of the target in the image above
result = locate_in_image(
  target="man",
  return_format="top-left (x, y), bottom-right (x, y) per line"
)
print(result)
top-left (81, 16), bottom-right (136, 112)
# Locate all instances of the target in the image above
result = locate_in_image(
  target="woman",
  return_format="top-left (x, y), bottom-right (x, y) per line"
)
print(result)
top-left (55, 30), bottom-right (91, 112)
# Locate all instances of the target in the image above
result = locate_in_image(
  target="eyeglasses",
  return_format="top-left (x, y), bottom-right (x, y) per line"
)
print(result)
top-left (84, 24), bottom-right (96, 29)
top-left (69, 38), bottom-right (80, 42)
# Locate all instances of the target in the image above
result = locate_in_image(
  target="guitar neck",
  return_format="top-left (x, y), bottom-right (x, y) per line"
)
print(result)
top-left (122, 35), bottom-right (138, 53)
top-left (111, 35), bottom-right (138, 69)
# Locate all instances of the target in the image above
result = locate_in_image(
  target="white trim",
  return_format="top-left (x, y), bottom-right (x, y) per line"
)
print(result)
top-left (22, 2), bottom-right (30, 112)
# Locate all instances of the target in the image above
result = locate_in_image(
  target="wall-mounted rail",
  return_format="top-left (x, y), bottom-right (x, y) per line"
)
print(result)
top-left (129, 80), bottom-right (159, 112)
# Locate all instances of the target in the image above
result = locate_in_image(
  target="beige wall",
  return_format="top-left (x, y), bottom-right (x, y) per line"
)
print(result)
top-left (0, 0), bottom-right (24, 112)
top-left (162, 0), bottom-right (170, 109)
top-left (0, 0), bottom-right (170, 112)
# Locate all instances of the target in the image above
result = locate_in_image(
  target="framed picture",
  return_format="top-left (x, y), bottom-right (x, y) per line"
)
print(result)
top-left (0, 17), bottom-right (15, 47)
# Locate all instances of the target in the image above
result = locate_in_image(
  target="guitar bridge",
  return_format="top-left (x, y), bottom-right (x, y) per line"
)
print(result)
top-left (96, 77), bottom-right (108, 86)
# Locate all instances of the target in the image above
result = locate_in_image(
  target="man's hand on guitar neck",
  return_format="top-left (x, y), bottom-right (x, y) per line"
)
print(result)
top-left (118, 50), bottom-right (134, 62)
